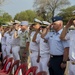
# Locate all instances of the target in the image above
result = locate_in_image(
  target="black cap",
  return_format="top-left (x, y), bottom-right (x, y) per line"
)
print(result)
top-left (52, 16), bottom-right (63, 22)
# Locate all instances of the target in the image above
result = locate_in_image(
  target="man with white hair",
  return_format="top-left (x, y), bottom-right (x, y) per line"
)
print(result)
top-left (41, 16), bottom-right (69, 75)
top-left (14, 21), bottom-right (30, 65)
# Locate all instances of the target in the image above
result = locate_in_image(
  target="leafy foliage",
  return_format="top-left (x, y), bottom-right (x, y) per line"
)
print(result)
top-left (0, 12), bottom-right (12, 25)
top-left (14, 10), bottom-right (43, 22)
top-left (33, 0), bottom-right (70, 20)
top-left (58, 5), bottom-right (75, 24)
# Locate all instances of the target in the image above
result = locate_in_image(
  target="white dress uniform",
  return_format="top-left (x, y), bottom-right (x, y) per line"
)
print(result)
top-left (1, 36), bottom-right (7, 58)
top-left (10, 30), bottom-right (22, 75)
top-left (4, 32), bottom-right (13, 58)
top-left (4, 32), bottom-right (13, 72)
top-left (11, 30), bottom-right (20, 61)
top-left (29, 31), bottom-right (41, 73)
top-left (65, 30), bottom-right (75, 75)
top-left (39, 37), bottom-right (50, 75)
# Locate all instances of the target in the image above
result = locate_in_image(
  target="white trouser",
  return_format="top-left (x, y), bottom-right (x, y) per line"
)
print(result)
top-left (6, 45), bottom-right (13, 71)
top-left (40, 54), bottom-right (50, 75)
top-left (2, 45), bottom-right (6, 58)
top-left (30, 51), bottom-right (40, 73)
top-left (12, 46), bottom-right (20, 61)
top-left (69, 61), bottom-right (75, 75)
top-left (12, 46), bottom-right (22, 75)
top-left (6, 45), bottom-right (13, 58)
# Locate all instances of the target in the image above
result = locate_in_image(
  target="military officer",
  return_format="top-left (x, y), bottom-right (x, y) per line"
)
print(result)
top-left (41, 16), bottom-right (69, 75)
top-left (14, 21), bottom-right (30, 65)
top-left (60, 19), bottom-right (75, 75)
top-left (29, 18), bottom-right (42, 73)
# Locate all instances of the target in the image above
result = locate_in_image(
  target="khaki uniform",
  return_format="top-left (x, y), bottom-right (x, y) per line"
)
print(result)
top-left (19, 30), bottom-right (30, 64)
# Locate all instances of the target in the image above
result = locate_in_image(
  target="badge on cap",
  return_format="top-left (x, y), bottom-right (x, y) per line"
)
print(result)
top-left (52, 16), bottom-right (63, 22)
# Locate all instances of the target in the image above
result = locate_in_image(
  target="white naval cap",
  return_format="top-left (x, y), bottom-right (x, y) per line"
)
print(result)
top-left (2, 24), bottom-right (8, 26)
top-left (20, 21), bottom-right (29, 26)
top-left (42, 21), bottom-right (50, 25)
top-left (14, 20), bottom-right (21, 24)
top-left (6, 22), bottom-right (13, 26)
top-left (34, 18), bottom-right (42, 24)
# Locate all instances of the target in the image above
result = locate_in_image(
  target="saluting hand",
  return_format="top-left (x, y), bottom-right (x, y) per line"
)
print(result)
top-left (46, 24), bottom-right (53, 29)
top-left (66, 19), bottom-right (73, 28)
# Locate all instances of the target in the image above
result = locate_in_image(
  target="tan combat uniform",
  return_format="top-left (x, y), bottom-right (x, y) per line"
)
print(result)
top-left (19, 30), bottom-right (30, 64)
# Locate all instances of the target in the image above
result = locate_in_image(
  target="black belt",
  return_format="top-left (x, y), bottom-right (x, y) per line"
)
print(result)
top-left (50, 55), bottom-right (63, 58)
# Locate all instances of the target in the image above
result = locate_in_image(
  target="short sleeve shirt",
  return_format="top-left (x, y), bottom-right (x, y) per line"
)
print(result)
top-left (44, 29), bottom-right (69, 55)
top-left (4, 32), bottom-right (12, 45)
top-left (40, 38), bottom-right (50, 55)
top-left (29, 31), bottom-right (40, 51)
top-left (19, 30), bottom-right (30, 47)
top-left (11, 30), bottom-right (20, 46)
top-left (65, 30), bottom-right (75, 60)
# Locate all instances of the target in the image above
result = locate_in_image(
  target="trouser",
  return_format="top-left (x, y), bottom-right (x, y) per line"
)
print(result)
top-left (6, 45), bottom-right (13, 58)
top-left (2, 45), bottom-right (6, 58)
top-left (49, 55), bottom-right (65, 75)
top-left (12, 46), bottom-right (20, 60)
top-left (19, 47), bottom-right (29, 74)
top-left (0, 43), bottom-right (3, 61)
top-left (40, 54), bottom-right (50, 75)
top-left (6, 45), bottom-right (13, 71)
top-left (19, 47), bottom-right (29, 64)
top-left (12, 46), bottom-right (22, 75)
top-left (68, 61), bottom-right (75, 75)
top-left (30, 51), bottom-right (40, 73)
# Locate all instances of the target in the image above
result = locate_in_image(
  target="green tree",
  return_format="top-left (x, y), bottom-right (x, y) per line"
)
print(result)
top-left (33, 0), bottom-right (70, 20)
top-left (3, 13), bottom-right (12, 21)
top-left (14, 10), bottom-right (43, 22)
top-left (58, 5), bottom-right (75, 24)
top-left (0, 16), bottom-right (4, 25)
top-left (0, 12), bottom-right (12, 25)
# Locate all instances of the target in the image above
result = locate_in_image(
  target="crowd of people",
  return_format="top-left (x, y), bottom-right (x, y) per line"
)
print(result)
top-left (0, 16), bottom-right (75, 75)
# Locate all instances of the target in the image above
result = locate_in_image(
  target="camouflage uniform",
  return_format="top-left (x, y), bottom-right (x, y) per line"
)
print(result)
top-left (19, 30), bottom-right (30, 64)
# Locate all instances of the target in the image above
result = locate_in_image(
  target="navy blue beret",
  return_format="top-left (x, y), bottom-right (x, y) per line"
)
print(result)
top-left (52, 16), bottom-right (63, 22)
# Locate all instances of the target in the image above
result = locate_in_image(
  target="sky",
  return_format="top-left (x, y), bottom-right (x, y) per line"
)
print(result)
top-left (0, 0), bottom-right (75, 18)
